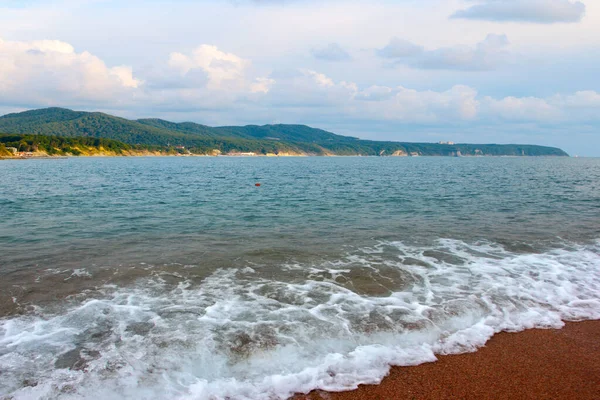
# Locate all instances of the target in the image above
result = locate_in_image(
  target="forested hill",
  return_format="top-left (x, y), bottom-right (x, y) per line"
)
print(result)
top-left (0, 108), bottom-right (569, 157)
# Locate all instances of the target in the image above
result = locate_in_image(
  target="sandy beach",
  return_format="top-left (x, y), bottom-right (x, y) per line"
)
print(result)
top-left (294, 321), bottom-right (600, 400)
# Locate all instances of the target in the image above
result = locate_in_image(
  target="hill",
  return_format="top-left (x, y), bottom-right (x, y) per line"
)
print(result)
top-left (0, 108), bottom-right (569, 157)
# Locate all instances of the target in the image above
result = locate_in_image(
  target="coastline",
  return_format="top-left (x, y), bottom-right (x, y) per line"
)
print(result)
top-left (293, 320), bottom-right (600, 400)
top-left (0, 155), bottom-right (304, 160)
top-left (0, 151), bottom-right (307, 159)
top-left (0, 153), bottom-right (572, 160)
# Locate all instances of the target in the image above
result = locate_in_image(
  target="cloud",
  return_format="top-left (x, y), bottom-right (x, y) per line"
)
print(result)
top-left (168, 45), bottom-right (250, 89)
top-left (166, 44), bottom-right (276, 97)
top-left (361, 84), bottom-right (480, 122)
top-left (262, 69), bottom-right (357, 110)
top-left (354, 85), bottom-right (394, 101)
top-left (377, 34), bottom-right (510, 71)
top-left (263, 70), bottom-right (479, 123)
top-left (451, 0), bottom-right (586, 24)
top-left (558, 90), bottom-right (600, 108)
top-left (110, 66), bottom-right (140, 89)
top-left (250, 77), bottom-right (276, 93)
top-left (481, 90), bottom-right (600, 121)
top-left (311, 43), bottom-right (351, 61)
top-left (483, 96), bottom-right (559, 121)
top-left (303, 69), bottom-right (335, 87)
top-left (377, 37), bottom-right (423, 58)
top-left (0, 39), bottom-right (275, 111)
top-left (262, 69), bottom-right (600, 126)
top-left (0, 38), bottom-right (141, 106)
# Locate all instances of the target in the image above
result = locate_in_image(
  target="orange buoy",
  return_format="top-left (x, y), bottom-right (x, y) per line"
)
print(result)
top-left (255, 183), bottom-right (261, 187)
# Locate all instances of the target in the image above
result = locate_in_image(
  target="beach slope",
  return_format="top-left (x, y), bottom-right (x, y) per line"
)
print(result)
top-left (295, 321), bottom-right (600, 400)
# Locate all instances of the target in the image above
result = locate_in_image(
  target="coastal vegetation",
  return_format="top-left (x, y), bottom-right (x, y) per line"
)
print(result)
top-left (0, 108), bottom-right (569, 157)
top-left (0, 134), bottom-right (168, 157)
top-left (0, 143), bottom-right (12, 157)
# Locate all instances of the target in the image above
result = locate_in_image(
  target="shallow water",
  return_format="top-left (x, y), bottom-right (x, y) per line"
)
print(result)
top-left (1, 156), bottom-right (599, 399)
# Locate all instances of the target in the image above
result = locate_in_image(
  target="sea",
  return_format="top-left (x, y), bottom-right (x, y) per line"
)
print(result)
top-left (1, 156), bottom-right (599, 400)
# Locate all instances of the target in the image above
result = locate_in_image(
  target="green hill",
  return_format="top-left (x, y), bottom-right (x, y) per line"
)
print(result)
top-left (0, 108), bottom-right (569, 157)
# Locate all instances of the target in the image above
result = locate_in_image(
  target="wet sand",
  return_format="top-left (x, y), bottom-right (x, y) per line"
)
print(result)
top-left (294, 321), bottom-right (600, 400)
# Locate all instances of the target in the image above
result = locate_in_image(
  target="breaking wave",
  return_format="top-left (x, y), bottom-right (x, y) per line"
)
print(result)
top-left (1, 239), bottom-right (599, 399)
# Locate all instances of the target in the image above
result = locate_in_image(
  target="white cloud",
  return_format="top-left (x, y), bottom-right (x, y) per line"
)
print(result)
top-left (0, 38), bottom-right (141, 105)
top-left (311, 43), bottom-right (352, 61)
top-left (251, 77), bottom-right (276, 93)
top-left (265, 70), bottom-right (479, 123)
top-left (260, 69), bottom-right (358, 113)
top-left (168, 44), bottom-right (250, 89)
top-left (377, 38), bottom-right (424, 58)
top-left (558, 90), bottom-right (600, 108)
top-left (481, 90), bottom-right (600, 121)
top-left (451, 0), bottom-right (586, 24)
top-left (263, 69), bottom-right (600, 126)
top-left (376, 85), bottom-right (480, 122)
top-left (303, 69), bottom-right (335, 87)
top-left (167, 44), bottom-right (275, 97)
top-left (355, 85), bottom-right (394, 101)
top-left (483, 96), bottom-right (559, 121)
top-left (377, 34), bottom-right (510, 71)
top-left (110, 66), bottom-right (141, 89)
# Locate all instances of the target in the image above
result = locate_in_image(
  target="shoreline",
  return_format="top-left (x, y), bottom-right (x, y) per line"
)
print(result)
top-left (293, 320), bottom-right (600, 400)
top-left (0, 154), bottom-right (574, 160)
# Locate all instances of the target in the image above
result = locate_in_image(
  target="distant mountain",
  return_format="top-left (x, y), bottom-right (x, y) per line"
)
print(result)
top-left (0, 108), bottom-right (569, 157)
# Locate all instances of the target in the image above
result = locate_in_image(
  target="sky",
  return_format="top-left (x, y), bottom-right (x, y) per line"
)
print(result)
top-left (0, 0), bottom-right (599, 155)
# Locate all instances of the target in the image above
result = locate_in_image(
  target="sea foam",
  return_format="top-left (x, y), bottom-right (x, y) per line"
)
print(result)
top-left (1, 239), bottom-right (599, 400)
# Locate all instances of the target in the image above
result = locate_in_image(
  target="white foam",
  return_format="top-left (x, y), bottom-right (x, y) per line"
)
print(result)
top-left (1, 239), bottom-right (599, 399)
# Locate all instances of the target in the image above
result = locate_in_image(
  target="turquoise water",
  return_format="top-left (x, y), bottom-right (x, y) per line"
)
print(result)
top-left (1, 157), bottom-right (599, 399)
top-left (2, 157), bottom-right (598, 272)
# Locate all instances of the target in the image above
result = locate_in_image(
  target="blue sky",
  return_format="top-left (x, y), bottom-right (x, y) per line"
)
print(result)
top-left (0, 0), bottom-right (598, 155)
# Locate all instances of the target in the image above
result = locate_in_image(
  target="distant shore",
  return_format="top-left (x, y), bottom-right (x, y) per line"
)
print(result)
top-left (0, 153), bottom-right (572, 160)
top-left (0, 153), bottom-right (306, 159)
top-left (293, 320), bottom-right (600, 400)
